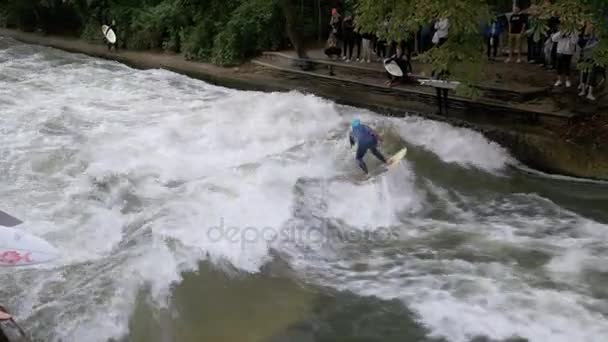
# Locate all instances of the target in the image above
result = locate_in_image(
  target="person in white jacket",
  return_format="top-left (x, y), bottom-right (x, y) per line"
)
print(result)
top-left (432, 18), bottom-right (449, 47)
top-left (552, 30), bottom-right (578, 87)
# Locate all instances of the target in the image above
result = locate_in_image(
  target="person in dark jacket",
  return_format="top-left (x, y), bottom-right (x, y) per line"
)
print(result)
top-left (349, 119), bottom-right (388, 174)
top-left (484, 16), bottom-right (504, 61)
top-left (342, 15), bottom-right (356, 61)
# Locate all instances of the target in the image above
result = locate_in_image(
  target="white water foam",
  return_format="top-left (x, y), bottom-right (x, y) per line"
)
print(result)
top-left (1, 38), bottom-right (607, 342)
top-left (390, 116), bottom-right (514, 172)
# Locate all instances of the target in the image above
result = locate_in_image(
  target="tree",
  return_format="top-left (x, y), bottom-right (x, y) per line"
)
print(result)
top-left (279, 0), bottom-right (309, 60)
top-left (354, 0), bottom-right (608, 82)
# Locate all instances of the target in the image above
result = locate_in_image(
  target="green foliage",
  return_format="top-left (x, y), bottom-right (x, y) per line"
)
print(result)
top-left (355, 0), bottom-right (608, 81)
top-left (6, 0), bottom-right (286, 65)
top-left (0, 2), bottom-right (8, 28)
top-left (355, 0), bottom-right (491, 85)
top-left (211, 0), bottom-right (284, 65)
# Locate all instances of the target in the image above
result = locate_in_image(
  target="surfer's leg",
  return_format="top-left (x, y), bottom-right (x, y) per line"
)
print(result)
top-left (370, 146), bottom-right (387, 164)
top-left (355, 144), bottom-right (369, 174)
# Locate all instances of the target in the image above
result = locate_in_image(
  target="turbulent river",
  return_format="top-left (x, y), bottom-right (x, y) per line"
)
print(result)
top-left (1, 37), bottom-right (608, 342)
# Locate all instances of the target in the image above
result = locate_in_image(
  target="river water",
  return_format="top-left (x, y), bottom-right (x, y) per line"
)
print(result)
top-left (1, 37), bottom-right (608, 342)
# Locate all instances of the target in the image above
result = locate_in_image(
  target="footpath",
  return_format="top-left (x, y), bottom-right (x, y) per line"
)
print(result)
top-left (1, 28), bottom-right (607, 180)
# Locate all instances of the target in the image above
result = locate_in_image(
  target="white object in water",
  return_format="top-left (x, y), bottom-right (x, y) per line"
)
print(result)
top-left (387, 147), bottom-right (407, 169)
top-left (101, 25), bottom-right (117, 44)
top-left (0, 226), bottom-right (60, 267)
top-left (418, 79), bottom-right (460, 90)
top-left (384, 60), bottom-right (404, 77)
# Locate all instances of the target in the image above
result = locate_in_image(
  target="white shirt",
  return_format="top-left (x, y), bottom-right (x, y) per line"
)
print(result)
top-left (552, 31), bottom-right (578, 55)
top-left (432, 18), bottom-right (450, 44)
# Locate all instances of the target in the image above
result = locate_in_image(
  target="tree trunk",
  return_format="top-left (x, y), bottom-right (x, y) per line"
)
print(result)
top-left (279, 0), bottom-right (309, 60)
top-left (317, 0), bottom-right (322, 43)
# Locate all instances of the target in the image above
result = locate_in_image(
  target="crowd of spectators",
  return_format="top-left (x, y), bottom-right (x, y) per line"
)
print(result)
top-left (324, 2), bottom-right (605, 101)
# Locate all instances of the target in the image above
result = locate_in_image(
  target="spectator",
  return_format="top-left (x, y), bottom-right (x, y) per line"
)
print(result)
top-left (342, 14), bottom-right (356, 62)
top-left (507, 6), bottom-right (527, 63)
top-left (402, 33), bottom-right (415, 68)
top-left (525, 5), bottom-right (545, 64)
top-left (419, 24), bottom-right (434, 53)
top-left (484, 15), bottom-right (504, 61)
top-left (375, 19), bottom-right (390, 60)
top-left (432, 18), bottom-right (449, 47)
top-left (354, 28), bottom-right (362, 61)
top-left (543, 8), bottom-right (560, 69)
top-left (552, 29), bottom-right (578, 88)
top-left (360, 31), bottom-right (374, 63)
top-left (376, 36), bottom-right (387, 60)
top-left (329, 8), bottom-right (342, 49)
top-left (578, 27), bottom-right (605, 101)
top-left (324, 30), bottom-right (342, 60)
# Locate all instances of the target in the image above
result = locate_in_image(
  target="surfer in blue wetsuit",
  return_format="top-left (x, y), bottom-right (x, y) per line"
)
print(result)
top-left (349, 119), bottom-right (388, 174)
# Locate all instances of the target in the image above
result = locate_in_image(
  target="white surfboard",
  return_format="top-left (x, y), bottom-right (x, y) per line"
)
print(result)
top-left (418, 79), bottom-right (460, 90)
top-left (384, 60), bottom-right (404, 77)
top-left (101, 25), bottom-right (117, 44)
top-left (0, 226), bottom-right (60, 267)
top-left (0, 210), bottom-right (60, 267)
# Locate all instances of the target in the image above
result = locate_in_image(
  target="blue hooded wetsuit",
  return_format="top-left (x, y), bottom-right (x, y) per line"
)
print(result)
top-left (349, 119), bottom-right (387, 174)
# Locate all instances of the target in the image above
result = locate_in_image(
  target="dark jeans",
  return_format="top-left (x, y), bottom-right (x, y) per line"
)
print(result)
top-left (486, 35), bottom-right (499, 59)
top-left (586, 65), bottom-right (607, 86)
top-left (343, 33), bottom-right (355, 59)
top-left (527, 36), bottom-right (544, 62)
top-left (436, 88), bottom-right (449, 115)
top-left (557, 54), bottom-right (573, 77)
top-left (354, 33), bottom-right (361, 59)
top-left (376, 40), bottom-right (387, 58)
top-left (550, 42), bottom-right (558, 69)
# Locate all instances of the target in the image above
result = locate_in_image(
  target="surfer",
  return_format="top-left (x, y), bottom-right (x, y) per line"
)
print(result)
top-left (349, 119), bottom-right (388, 174)
top-left (106, 20), bottom-right (117, 52)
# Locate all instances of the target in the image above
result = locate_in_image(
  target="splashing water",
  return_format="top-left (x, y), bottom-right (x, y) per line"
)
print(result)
top-left (1, 37), bottom-right (607, 342)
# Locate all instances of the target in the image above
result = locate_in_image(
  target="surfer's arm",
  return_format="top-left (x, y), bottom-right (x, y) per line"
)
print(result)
top-left (349, 132), bottom-right (355, 147)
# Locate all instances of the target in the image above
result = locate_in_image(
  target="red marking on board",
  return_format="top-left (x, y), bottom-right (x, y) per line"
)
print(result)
top-left (0, 251), bottom-right (33, 265)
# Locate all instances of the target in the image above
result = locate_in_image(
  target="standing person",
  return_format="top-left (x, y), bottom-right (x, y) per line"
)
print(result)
top-left (103, 19), bottom-right (117, 52)
top-left (360, 31), bottom-right (374, 63)
top-left (354, 26), bottom-right (362, 61)
top-left (552, 29), bottom-right (578, 88)
top-left (484, 15), bottom-right (503, 61)
top-left (342, 14), bottom-right (355, 62)
top-left (348, 119), bottom-right (388, 175)
top-left (432, 18), bottom-right (449, 47)
top-left (330, 8), bottom-right (342, 50)
top-left (507, 6), bottom-right (527, 63)
top-left (324, 29), bottom-right (342, 60)
top-left (525, 5), bottom-right (545, 64)
top-left (578, 32), bottom-right (604, 101)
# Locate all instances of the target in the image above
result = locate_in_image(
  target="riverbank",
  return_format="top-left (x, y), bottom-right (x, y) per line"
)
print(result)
top-left (1, 28), bottom-right (607, 180)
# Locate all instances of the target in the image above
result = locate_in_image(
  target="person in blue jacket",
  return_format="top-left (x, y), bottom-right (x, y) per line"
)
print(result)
top-left (349, 119), bottom-right (388, 174)
top-left (483, 16), bottom-right (504, 61)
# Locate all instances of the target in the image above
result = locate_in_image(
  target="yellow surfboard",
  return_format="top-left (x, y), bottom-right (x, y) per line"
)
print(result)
top-left (387, 147), bottom-right (407, 169)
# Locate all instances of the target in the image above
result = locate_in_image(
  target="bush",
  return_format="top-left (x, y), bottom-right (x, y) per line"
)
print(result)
top-left (211, 0), bottom-right (284, 66)
top-left (180, 21), bottom-right (216, 60)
